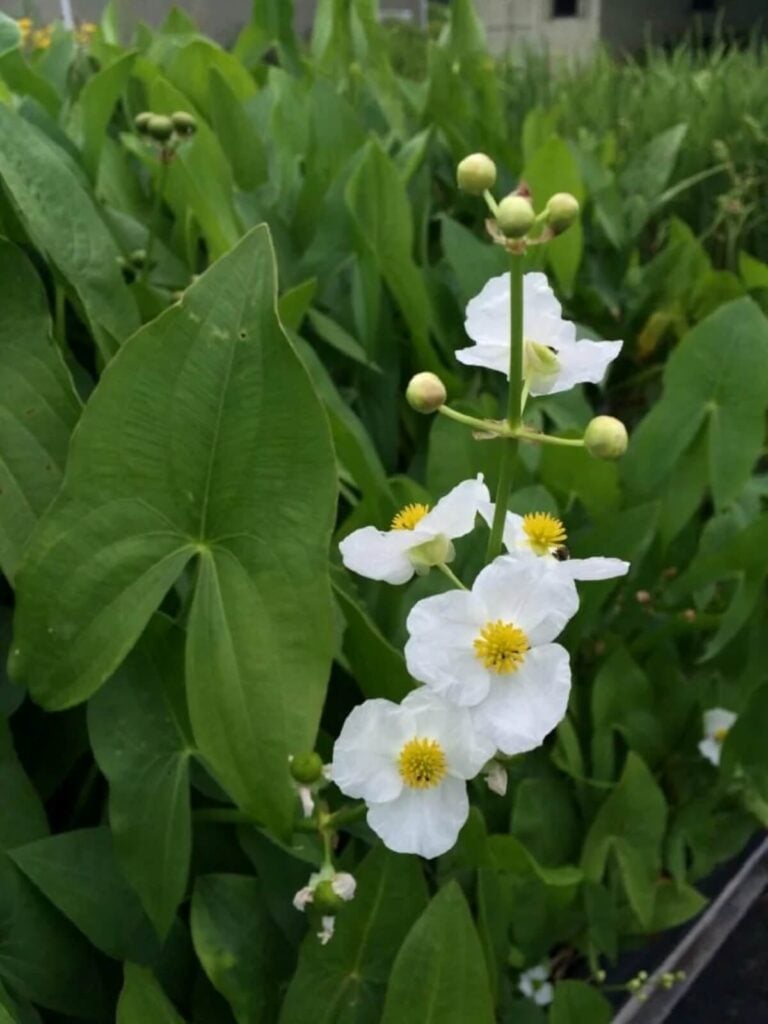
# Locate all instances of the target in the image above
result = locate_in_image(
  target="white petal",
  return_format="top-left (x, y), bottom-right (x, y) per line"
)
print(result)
top-left (455, 341), bottom-right (510, 376)
top-left (402, 688), bottom-right (496, 776)
top-left (525, 965), bottom-right (550, 983)
top-left (484, 762), bottom-right (508, 796)
top-left (534, 982), bottom-right (554, 1006)
top-left (523, 272), bottom-right (564, 327)
top-left (419, 476), bottom-right (490, 539)
top-left (367, 776), bottom-right (469, 858)
top-left (331, 873), bottom-right (357, 901)
top-left (470, 644), bottom-right (571, 755)
top-left (317, 916), bottom-right (335, 944)
top-left (528, 338), bottom-right (622, 397)
top-left (703, 707), bottom-right (737, 737)
top-left (293, 886), bottom-right (314, 911)
top-left (562, 556), bottom-right (630, 581)
top-left (405, 591), bottom-right (490, 706)
top-left (331, 699), bottom-right (406, 803)
top-left (298, 786), bottom-right (315, 818)
top-left (339, 527), bottom-right (417, 584)
top-left (465, 273), bottom-right (510, 347)
top-left (698, 737), bottom-right (722, 766)
top-left (472, 556), bottom-right (579, 644)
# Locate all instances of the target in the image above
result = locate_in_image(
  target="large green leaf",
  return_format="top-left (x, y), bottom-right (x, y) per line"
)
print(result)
top-left (0, 720), bottom-right (47, 852)
top-left (191, 874), bottom-right (292, 1024)
top-left (74, 51), bottom-right (137, 178)
top-left (334, 584), bottom-right (413, 701)
top-left (117, 965), bottom-right (186, 1024)
top-left (0, 240), bottom-right (80, 581)
top-left (11, 225), bottom-right (336, 833)
top-left (279, 846), bottom-right (427, 1024)
top-left (9, 827), bottom-right (160, 962)
top-left (0, 106), bottom-right (139, 354)
top-left (581, 753), bottom-right (667, 930)
top-left (88, 617), bottom-right (192, 938)
top-left (380, 881), bottom-right (494, 1024)
top-left (550, 981), bottom-right (612, 1024)
top-left (624, 298), bottom-right (768, 510)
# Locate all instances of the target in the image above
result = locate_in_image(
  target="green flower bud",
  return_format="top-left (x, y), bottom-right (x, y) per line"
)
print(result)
top-left (312, 879), bottom-right (345, 915)
top-left (128, 248), bottom-right (147, 268)
top-left (146, 114), bottom-right (174, 142)
top-left (584, 415), bottom-right (628, 460)
top-left (406, 372), bottom-right (447, 414)
top-left (496, 194), bottom-right (535, 239)
top-left (171, 110), bottom-right (197, 136)
top-left (545, 192), bottom-right (580, 234)
top-left (290, 752), bottom-right (324, 785)
top-left (134, 111), bottom-right (153, 134)
top-left (408, 534), bottom-right (454, 573)
top-left (456, 153), bottom-right (497, 195)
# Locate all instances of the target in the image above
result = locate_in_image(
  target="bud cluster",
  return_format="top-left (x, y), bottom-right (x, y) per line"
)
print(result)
top-left (134, 110), bottom-right (198, 160)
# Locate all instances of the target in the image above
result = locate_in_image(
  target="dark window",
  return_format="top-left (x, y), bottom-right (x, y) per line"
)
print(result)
top-left (553, 0), bottom-right (579, 16)
top-left (692, 0), bottom-right (716, 9)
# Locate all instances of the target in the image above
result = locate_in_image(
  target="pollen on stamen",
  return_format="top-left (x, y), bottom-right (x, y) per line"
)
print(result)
top-left (474, 620), bottom-right (530, 674)
top-left (522, 512), bottom-right (567, 556)
top-left (391, 503), bottom-right (430, 531)
top-left (397, 737), bottom-right (447, 789)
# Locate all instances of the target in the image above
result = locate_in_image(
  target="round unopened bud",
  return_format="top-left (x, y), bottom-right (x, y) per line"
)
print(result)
top-left (312, 880), bottom-right (345, 915)
top-left (456, 153), bottom-right (497, 195)
top-left (147, 114), bottom-right (174, 142)
top-left (134, 111), bottom-right (153, 134)
top-left (128, 248), bottom-right (147, 268)
top-left (290, 752), bottom-right (324, 785)
top-left (171, 110), bottom-right (197, 136)
top-left (406, 372), bottom-right (447, 414)
top-left (584, 415), bottom-right (628, 460)
top-left (496, 194), bottom-right (535, 239)
top-left (546, 192), bottom-right (580, 234)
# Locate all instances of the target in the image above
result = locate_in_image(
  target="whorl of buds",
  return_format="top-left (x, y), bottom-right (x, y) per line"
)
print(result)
top-left (584, 415), bottom-right (628, 460)
top-left (496, 194), bottom-right (535, 239)
top-left (289, 751), bottom-right (324, 785)
top-left (171, 110), bottom-right (197, 136)
top-left (406, 372), bottom-right (447, 414)
top-left (146, 114), bottom-right (174, 142)
top-left (456, 153), bottom-right (497, 195)
top-left (545, 192), bottom-right (580, 234)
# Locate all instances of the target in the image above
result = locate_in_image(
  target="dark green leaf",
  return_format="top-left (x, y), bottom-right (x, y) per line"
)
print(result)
top-left (550, 981), bottom-right (612, 1024)
top-left (117, 964), bottom-right (186, 1024)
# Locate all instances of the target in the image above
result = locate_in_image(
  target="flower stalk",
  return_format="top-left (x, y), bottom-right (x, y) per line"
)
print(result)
top-left (486, 251), bottom-right (524, 562)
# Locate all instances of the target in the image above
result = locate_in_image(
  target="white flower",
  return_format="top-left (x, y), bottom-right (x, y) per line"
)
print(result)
top-left (519, 964), bottom-right (554, 1007)
top-left (318, 916), bottom-right (335, 944)
top-left (292, 870), bottom-right (357, 912)
top-left (456, 272), bottom-right (622, 396)
top-left (404, 556), bottom-right (577, 755)
top-left (330, 688), bottom-right (494, 859)
top-left (698, 708), bottom-right (737, 766)
top-left (339, 476), bottom-right (490, 585)
top-left (481, 503), bottom-right (630, 582)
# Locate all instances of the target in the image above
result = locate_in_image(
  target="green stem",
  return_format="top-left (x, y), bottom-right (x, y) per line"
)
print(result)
top-left (437, 405), bottom-right (510, 435)
top-left (515, 429), bottom-right (585, 448)
top-left (140, 156), bottom-right (169, 288)
top-left (483, 189), bottom-right (499, 218)
top-left (325, 803), bottom-right (367, 830)
top-left (437, 563), bottom-right (468, 590)
top-left (485, 252), bottom-right (524, 563)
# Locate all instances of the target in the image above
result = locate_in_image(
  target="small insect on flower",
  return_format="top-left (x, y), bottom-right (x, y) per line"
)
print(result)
top-left (330, 689), bottom-right (494, 858)
top-left (456, 272), bottom-right (622, 396)
top-left (698, 707), bottom-right (737, 766)
top-left (404, 556), bottom-right (578, 755)
top-left (480, 504), bottom-right (630, 583)
top-left (339, 476), bottom-right (489, 584)
top-left (519, 964), bottom-right (554, 1007)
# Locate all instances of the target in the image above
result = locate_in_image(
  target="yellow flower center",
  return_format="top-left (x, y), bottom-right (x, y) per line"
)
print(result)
top-left (397, 737), bottom-right (447, 789)
top-left (523, 512), bottom-right (567, 556)
top-left (474, 620), bottom-right (530, 674)
top-left (391, 503), bottom-right (430, 531)
top-left (713, 727), bottom-right (729, 744)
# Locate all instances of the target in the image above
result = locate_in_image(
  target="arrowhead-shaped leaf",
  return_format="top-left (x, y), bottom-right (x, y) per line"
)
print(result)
top-left (11, 225), bottom-right (337, 833)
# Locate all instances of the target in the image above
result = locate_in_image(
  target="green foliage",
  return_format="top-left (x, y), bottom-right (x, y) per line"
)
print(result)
top-left (0, 3), bottom-right (766, 1021)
